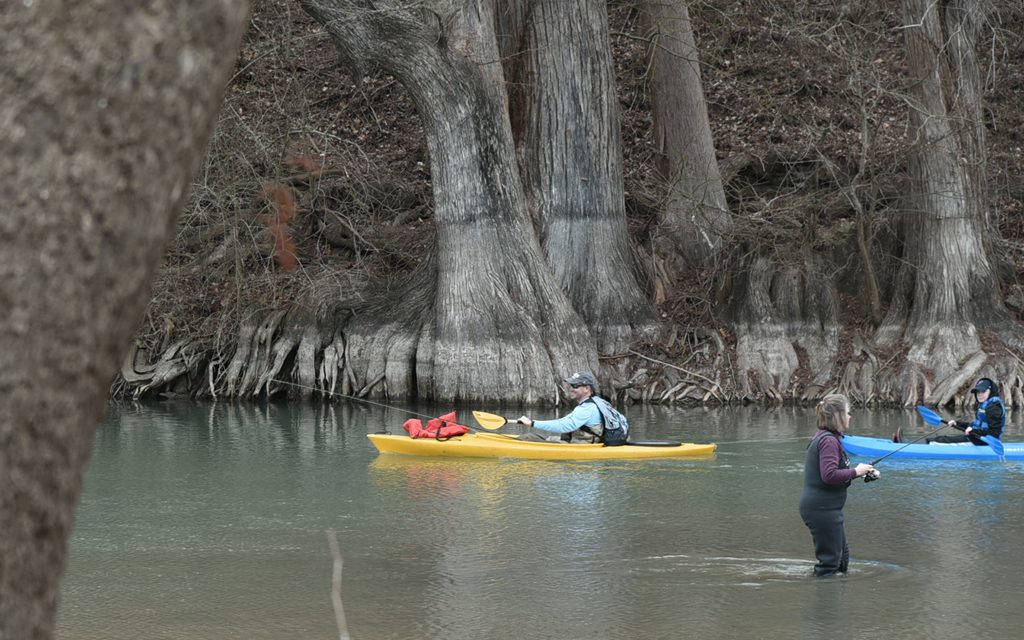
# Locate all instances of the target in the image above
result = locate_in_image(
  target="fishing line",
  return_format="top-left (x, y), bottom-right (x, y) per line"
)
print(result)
top-left (270, 379), bottom-right (815, 444)
top-left (714, 436), bottom-right (810, 445)
top-left (268, 378), bottom-right (450, 423)
top-left (267, 378), bottom-right (523, 436)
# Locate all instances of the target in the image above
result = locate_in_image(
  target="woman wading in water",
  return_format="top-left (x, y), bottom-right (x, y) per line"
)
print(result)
top-left (799, 394), bottom-right (878, 576)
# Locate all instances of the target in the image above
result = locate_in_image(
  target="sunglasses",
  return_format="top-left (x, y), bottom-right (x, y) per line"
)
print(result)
top-left (569, 383), bottom-right (586, 389)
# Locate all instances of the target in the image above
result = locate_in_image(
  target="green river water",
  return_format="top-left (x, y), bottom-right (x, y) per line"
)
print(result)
top-left (57, 401), bottom-right (1022, 639)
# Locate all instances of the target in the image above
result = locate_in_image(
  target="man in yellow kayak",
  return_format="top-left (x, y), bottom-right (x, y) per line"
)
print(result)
top-left (517, 372), bottom-right (629, 445)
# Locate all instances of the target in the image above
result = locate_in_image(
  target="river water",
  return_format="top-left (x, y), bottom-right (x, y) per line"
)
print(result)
top-left (57, 401), bottom-right (1022, 639)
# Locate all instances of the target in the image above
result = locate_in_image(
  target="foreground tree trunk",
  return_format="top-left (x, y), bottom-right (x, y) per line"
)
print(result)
top-left (0, 2), bottom-right (248, 637)
top-left (511, 0), bottom-right (657, 353)
top-left (299, 0), bottom-right (597, 403)
top-left (876, 0), bottom-right (1014, 402)
top-left (642, 0), bottom-right (731, 278)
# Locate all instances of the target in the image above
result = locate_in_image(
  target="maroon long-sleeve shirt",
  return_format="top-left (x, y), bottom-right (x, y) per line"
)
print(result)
top-left (817, 434), bottom-right (858, 485)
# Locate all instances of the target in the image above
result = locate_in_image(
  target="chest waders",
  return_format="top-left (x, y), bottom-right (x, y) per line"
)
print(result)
top-left (799, 430), bottom-right (851, 576)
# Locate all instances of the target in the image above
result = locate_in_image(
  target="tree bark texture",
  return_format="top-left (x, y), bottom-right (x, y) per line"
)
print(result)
top-left (299, 0), bottom-right (597, 403)
top-left (448, 0), bottom-right (509, 110)
top-left (0, 2), bottom-right (248, 638)
top-left (511, 0), bottom-right (657, 353)
top-left (728, 256), bottom-right (839, 400)
top-left (876, 0), bottom-right (1011, 397)
top-left (642, 0), bottom-right (731, 275)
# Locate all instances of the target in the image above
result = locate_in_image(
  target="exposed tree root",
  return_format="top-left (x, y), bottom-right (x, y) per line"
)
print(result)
top-left (114, 314), bottom-right (1024, 411)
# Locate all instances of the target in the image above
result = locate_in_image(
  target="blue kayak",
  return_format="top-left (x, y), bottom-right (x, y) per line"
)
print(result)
top-left (842, 435), bottom-right (1024, 460)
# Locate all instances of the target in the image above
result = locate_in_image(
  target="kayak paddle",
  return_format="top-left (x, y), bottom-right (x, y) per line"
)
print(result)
top-left (472, 411), bottom-right (520, 430)
top-left (915, 404), bottom-right (1004, 457)
top-left (915, 404), bottom-right (945, 427)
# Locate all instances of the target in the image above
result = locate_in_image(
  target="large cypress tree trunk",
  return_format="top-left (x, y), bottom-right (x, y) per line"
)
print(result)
top-left (511, 0), bottom-right (657, 353)
top-left (299, 0), bottom-right (597, 403)
top-left (642, 0), bottom-right (731, 277)
top-left (876, 0), bottom-right (1013, 400)
top-left (727, 256), bottom-right (840, 402)
top-left (0, 2), bottom-right (248, 637)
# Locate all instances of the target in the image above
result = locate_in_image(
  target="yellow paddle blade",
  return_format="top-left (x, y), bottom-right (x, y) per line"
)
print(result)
top-left (472, 411), bottom-right (512, 430)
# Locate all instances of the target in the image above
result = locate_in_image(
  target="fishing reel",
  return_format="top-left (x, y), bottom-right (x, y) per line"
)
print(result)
top-left (864, 469), bottom-right (881, 483)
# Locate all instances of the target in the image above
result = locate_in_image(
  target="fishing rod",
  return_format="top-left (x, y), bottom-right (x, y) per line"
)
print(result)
top-left (852, 406), bottom-right (959, 482)
top-left (852, 423), bottom-right (950, 484)
top-left (866, 423), bottom-right (953, 467)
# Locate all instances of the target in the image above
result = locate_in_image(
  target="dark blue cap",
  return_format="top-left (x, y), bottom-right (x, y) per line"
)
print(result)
top-left (972, 379), bottom-right (993, 393)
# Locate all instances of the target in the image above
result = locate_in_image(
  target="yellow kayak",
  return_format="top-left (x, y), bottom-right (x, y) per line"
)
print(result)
top-left (367, 432), bottom-right (716, 460)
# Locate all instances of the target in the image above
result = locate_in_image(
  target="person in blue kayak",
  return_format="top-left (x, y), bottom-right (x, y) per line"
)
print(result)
top-left (799, 393), bottom-right (878, 577)
top-left (930, 377), bottom-right (1004, 445)
top-left (892, 378), bottom-right (1005, 444)
top-left (517, 371), bottom-right (628, 445)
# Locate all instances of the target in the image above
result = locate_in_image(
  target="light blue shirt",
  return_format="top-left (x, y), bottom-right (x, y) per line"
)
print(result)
top-left (533, 401), bottom-right (602, 434)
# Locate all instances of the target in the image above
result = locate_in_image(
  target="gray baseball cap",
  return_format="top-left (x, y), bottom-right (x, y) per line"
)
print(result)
top-left (564, 371), bottom-right (598, 390)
